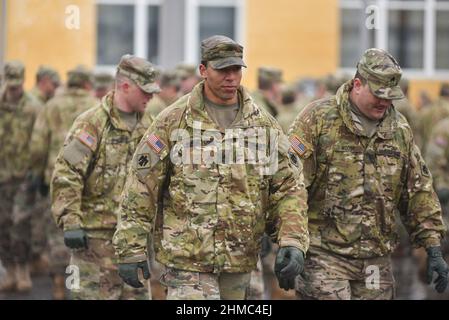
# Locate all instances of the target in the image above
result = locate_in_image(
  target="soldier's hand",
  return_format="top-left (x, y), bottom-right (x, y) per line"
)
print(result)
top-left (63, 229), bottom-right (88, 249)
top-left (426, 246), bottom-right (449, 293)
top-left (118, 261), bottom-right (151, 288)
top-left (436, 188), bottom-right (449, 206)
top-left (274, 246), bottom-right (304, 291)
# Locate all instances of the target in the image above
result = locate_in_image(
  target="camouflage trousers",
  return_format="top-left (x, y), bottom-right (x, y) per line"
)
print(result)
top-left (0, 179), bottom-right (21, 267)
top-left (69, 238), bottom-right (150, 300)
top-left (161, 267), bottom-right (251, 300)
top-left (296, 247), bottom-right (395, 300)
top-left (29, 193), bottom-right (49, 259)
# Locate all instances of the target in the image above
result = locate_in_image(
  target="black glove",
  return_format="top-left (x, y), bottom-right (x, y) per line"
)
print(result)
top-left (118, 261), bottom-right (151, 288)
top-left (436, 188), bottom-right (449, 206)
top-left (426, 246), bottom-right (449, 293)
top-left (260, 234), bottom-right (272, 259)
top-left (64, 229), bottom-right (88, 249)
top-left (274, 246), bottom-right (304, 290)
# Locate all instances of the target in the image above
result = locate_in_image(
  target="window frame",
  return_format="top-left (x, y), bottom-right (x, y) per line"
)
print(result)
top-left (339, 0), bottom-right (449, 79)
top-left (95, 0), bottom-right (162, 73)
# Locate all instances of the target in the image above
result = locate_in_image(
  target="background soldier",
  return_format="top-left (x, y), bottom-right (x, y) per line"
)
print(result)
top-left (112, 35), bottom-right (309, 300)
top-left (175, 63), bottom-right (201, 95)
top-left (252, 66), bottom-right (283, 118)
top-left (29, 65), bottom-right (61, 105)
top-left (289, 48), bottom-right (448, 300)
top-left (51, 55), bottom-right (159, 299)
top-left (0, 61), bottom-right (40, 292)
top-left (93, 72), bottom-right (114, 100)
top-left (27, 66), bottom-right (97, 299)
top-left (145, 70), bottom-right (180, 117)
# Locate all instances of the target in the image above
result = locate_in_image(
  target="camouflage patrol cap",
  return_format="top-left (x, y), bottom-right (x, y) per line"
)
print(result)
top-left (94, 72), bottom-right (114, 89)
top-left (4, 60), bottom-right (25, 86)
top-left (258, 66), bottom-right (283, 83)
top-left (67, 65), bottom-right (93, 87)
top-left (201, 35), bottom-right (246, 69)
top-left (160, 70), bottom-right (180, 88)
top-left (116, 54), bottom-right (160, 94)
top-left (175, 63), bottom-right (197, 79)
top-left (357, 48), bottom-right (404, 100)
top-left (36, 65), bottom-right (60, 85)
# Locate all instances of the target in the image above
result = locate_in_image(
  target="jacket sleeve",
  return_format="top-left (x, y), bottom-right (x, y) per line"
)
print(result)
top-left (399, 139), bottom-right (446, 248)
top-left (113, 123), bottom-right (170, 263)
top-left (50, 118), bottom-right (99, 231)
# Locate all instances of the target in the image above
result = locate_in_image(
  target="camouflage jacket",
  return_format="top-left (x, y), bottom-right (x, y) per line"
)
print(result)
top-left (417, 98), bottom-right (449, 156)
top-left (0, 88), bottom-right (40, 183)
top-left (426, 117), bottom-right (449, 192)
top-left (113, 81), bottom-right (309, 272)
top-left (51, 91), bottom-right (153, 239)
top-left (252, 90), bottom-right (281, 118)
top-left (30, 88), bottom-right (98, 185)
top-left (288, 80), bottom-right (445, 258)
top-left (28, 87), bottom-right (48, 105)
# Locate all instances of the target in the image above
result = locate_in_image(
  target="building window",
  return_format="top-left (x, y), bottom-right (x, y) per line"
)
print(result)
top-left (339, 0), bottom-right (449, 77)
top-left (96, 0), bottom-right (161, 69)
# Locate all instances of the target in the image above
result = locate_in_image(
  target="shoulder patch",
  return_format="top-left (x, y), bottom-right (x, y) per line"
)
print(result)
top-left (289, 134), bottom-right (308, 157)
top-left (146, 133), bottom-right (166, 154)
top-left (77, 131), bottom-right (97, 151)
top-left (136, 153), bottom-right (151, 169)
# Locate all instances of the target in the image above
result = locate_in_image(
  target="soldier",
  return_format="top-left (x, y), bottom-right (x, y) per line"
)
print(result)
top-left (94, 72), bottom-right (114, 100)
top-left (29, 65), bottom-right (61, 105)
top-left (51, 55), bottom-right (159, 299)
top-left (0, 61), bottom-right (40, 292)
top-left (417, 83), bottom-right (449, 156)
top-left (146, 70), bottom-right (180, 117)
top-left (252, 67), bottom-right (283, 118)
top-left (175, 63), bottom-right (201, 95)
top-left (112, 35), bottom-right (309, 300)
top-left (27, 66), bottom-right (97, 299)
top-left (289, 48), bottom-right (448, 300)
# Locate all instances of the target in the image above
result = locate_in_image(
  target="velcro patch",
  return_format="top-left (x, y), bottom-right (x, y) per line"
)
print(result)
top-left (146, 133), bottom-right (166, 154)
top-left (289, 135), bottom-right (307, 157)
top-left (78, 131), bottom-right (97, 150)
top-left (136, 153), bottom-right (151, 169)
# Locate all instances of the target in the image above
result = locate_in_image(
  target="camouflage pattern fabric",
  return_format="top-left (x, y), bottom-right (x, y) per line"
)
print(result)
top-left (252, 90), bottom-right (281, 118)
top-left (417, 98), bottom-right (449, 156)
top-left (161, 267), bottom-right (250, 300)
top-left (296, 247), bottom-right (395, 300)
top-left (70, 238), bottom-right (150, 300)
top-left (288, 80), bottom-right (445, 259)
top-left (201, 35), bottom-right (246, 69)
top-left (113, 81), bottom-right (309, 275)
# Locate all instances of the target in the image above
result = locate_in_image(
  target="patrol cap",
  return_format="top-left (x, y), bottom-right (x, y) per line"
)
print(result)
top-left (201, 35), bottom-right (246, 69)
top-left (160, 70), bottom-right (180, 88)
top-left (356, 48), bottom-right (404, 100)
top-left (116, 54), bottom-right (161, 94)
top-left (4, 60), bottom-right (25, 86)
top-left (94, 72), bottom-right (114, 89)
top-left (258, 66), bottom-right (283, 83)
top-left (67, 65), bottom-right (93, 87)
top-left (36, 65), bottom-right (60, 85)
top-left (175, 63), bottom-right (197, 79)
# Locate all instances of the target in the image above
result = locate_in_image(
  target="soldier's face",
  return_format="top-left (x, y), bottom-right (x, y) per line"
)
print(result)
top-left (127, 82), bottom-right (153, 113)
top-left (200, 64), bottom-right (242, 104)
top-left (6, 84), bottom-right (24, 101)
top-left (353, 79), bottom-right (392, 120)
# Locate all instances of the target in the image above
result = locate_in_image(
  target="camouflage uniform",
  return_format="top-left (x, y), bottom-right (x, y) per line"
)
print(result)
top-left (29, 68), bottom-right (98, 280)
top-left (51, 55), bottom-right (159, 299)
top-left (94, 72), bottom-right (114, 100)
top-left (113, 36), bottom-right (309, 300)
top-left (0, 61), bottom-right (40, 291)
top-left (145, 70), bottom-right (180, 118)
top-left (28, 66), bottom-right (61, 105)
top-left (289, 49), bottom-right (446, 300)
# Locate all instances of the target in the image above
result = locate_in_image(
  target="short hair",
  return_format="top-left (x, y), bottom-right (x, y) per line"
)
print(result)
top-left (354, 70), bottom-right (367, 85)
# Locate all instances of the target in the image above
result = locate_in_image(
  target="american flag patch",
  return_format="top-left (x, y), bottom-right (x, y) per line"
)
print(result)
top-left (78, 131), bottom-right (96, 149)
top-left (290, 135), bottom-right (307, 157)
top-left (146, 133), bottom-right (166, 154)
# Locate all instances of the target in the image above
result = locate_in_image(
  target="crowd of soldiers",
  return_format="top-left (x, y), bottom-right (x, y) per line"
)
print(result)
top-left (0, 34), bottom-right (448, 300)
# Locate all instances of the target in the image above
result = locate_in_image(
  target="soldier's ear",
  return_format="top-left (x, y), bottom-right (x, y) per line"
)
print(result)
top-left (199, 64), bottom-right (207, 79)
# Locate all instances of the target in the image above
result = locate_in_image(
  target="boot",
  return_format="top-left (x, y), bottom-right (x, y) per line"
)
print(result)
top-left (52, 274), bottom-right (66, 300)
top-left (15, 263), bottom-right (32, 292)
top-left (30, 253), bottom-right (49, 276)
top-left (0, 265), bottom-right (17, 292)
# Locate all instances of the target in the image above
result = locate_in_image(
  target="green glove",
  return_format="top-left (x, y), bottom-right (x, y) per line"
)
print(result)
top-left (436, 188), bottom-right (449, 206)
top-left (274, 246), bottom-right (304, 290)
top-left (63, 229), bottom-right (88, 249)
top-left (426, 246), bottom-right (449, 293)
top-left (118, 261), bottom-right (151, 288)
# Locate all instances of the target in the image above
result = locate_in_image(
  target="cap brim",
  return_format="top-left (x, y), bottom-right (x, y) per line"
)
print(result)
top-left (6, 79), bottom-right (24, 86)
top-left (139, 82), bottom-right (161, 94)
top-left (368, 82), bottom-right (405, 100)
top-left (209, 57), bottom-right (247, 70)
